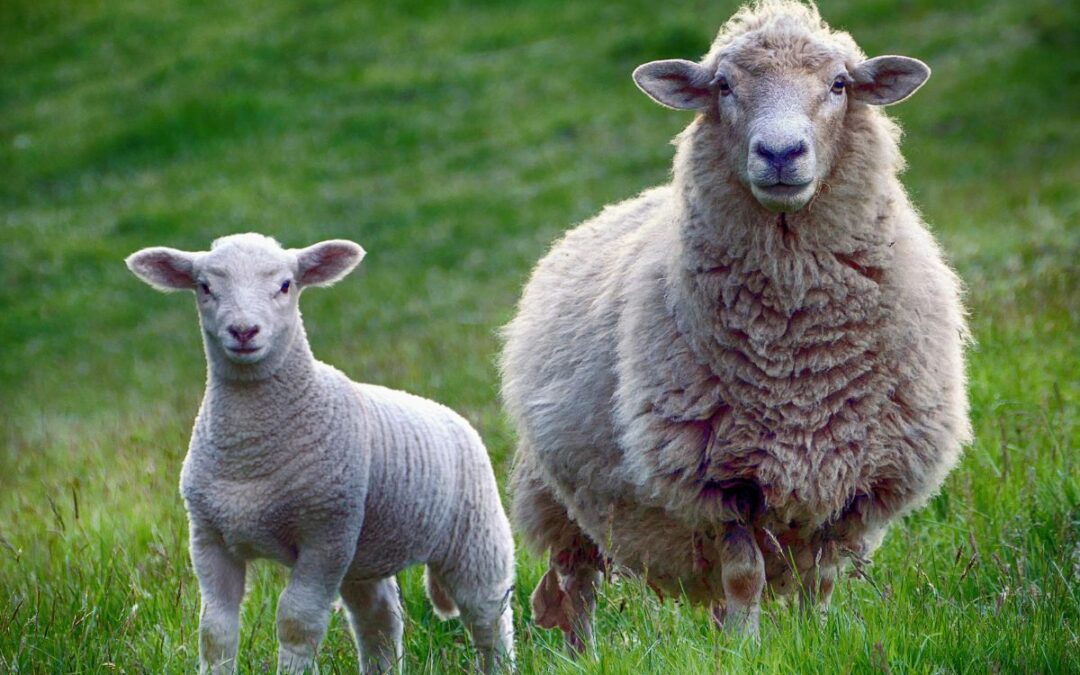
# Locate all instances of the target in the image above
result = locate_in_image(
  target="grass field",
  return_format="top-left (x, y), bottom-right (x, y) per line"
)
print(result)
top-left (2, 0), bottom-right (1078, 672)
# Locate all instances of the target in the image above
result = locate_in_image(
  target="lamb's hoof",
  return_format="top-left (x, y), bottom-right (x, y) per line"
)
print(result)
top-left (278, 646), bottom-right (319, 675)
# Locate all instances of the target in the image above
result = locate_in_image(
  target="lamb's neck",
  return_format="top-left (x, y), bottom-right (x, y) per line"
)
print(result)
top-left (198, 329), bottom-right (327, 456)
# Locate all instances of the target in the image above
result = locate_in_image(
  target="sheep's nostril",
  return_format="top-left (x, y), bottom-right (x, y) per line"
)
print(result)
top-left (754, 141), bottom-right (808, 169)
top-left (753, 141), bottom-right (776, 163)
top-left (228, 324), bottom-right (260, 343)
top-left (783, 141), bottom-right (807, 161)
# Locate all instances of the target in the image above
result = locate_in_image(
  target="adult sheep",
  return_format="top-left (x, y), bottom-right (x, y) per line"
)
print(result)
top-left (501, 0), bottom-right (970, 648)
top-left (127, 234), bottom-right (514, 674)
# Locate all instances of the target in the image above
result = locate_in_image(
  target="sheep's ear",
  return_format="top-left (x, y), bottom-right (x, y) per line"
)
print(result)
top-left (126, 247), bottom-right (197, 291)
top-left (633, 59), bottom-right (715, 110)
top-left (850, 56), bottom-right (930, 106)
top-left (296, 240), bottom-right (365, 287)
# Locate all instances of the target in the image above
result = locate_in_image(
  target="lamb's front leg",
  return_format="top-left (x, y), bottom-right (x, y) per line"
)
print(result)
top-left (277, 546), bottom-right (353, 674)
top-left (190, 523), bottom-right (247, 675)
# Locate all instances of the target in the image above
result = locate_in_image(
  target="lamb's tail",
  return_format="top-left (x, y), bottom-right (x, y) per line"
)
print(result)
top-left (424, 566), bottom-right (460, 620)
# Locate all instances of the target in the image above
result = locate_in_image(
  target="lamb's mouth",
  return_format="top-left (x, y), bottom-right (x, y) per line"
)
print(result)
top-left (226, 345), bottom-right (264, 360)
top-left (750, 181), bottom-right (815, 213)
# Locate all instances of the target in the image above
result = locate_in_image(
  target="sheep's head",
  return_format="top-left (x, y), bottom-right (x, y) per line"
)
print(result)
top-left (632, 1), bottom-right (929, 213)
top-left (126, 233), bottom-right (364, 374)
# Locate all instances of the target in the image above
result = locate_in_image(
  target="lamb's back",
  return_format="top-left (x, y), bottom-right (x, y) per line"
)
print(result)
top-left (348, 382), bottom-right (493, 577)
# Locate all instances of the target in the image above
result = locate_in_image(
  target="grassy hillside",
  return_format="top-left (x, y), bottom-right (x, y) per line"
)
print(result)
top-left (2, 0), bottom-right (1077, 672)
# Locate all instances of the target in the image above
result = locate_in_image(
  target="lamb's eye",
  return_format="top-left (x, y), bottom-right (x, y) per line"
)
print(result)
top-left (199, 282), bottom-right (212, 296)
top-left (831, 77), bottom-right (847, 95)
top-left (717, 77), bottom-right (733, 97)
top-left (280, 280), bottom-right (291, 294)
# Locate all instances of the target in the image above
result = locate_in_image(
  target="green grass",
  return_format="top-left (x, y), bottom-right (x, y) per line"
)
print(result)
top-left (2, 0), bottom-right (1078, 671)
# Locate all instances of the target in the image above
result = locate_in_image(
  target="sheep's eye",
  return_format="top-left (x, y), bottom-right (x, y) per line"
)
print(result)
top-left (831, 77), bottom-right (847, 95)
top-left (280, 280), bottom-right (291, 294)
top-left (717, 77), bottom-right (733, 97)
top-left (199, 282), bottom-right (212, 295)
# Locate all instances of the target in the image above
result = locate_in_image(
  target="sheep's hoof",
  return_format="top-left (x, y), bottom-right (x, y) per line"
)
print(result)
top-left (530, 568), bottom-right (572, 632)
top-left (530, 568), bottom-right (594, 655)
top-left (711, 602), bottom-right (761, 641)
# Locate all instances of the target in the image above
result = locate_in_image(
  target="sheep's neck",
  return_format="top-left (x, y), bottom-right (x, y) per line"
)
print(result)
top-left (666, 114), bottom-right (899, 380)
top-left (670, 115), bottom-right (898, 307)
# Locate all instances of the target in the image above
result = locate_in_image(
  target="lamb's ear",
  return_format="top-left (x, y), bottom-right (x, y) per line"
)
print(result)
top-left (296, 240), bottom-right (365, 287)
top-left (850, 55), bottom-right (930, 106)
top-left (125, 247), bottom-right (197, 291)
top-left (633, 59), bottom-right (715, 110)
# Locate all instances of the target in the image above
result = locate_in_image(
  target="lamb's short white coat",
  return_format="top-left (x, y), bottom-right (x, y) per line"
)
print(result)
top-left (127, 233), bottom-right (514, 674)
top-left (501, 0), bottom-right (970, 648)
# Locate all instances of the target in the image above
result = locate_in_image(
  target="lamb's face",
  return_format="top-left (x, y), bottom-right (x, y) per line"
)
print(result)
top-left (192, 239), bottom-right (300, 365)
top-left (633, 19), bottom-right (930, 214)
top-left (126, 233), bottom-right (365, 372)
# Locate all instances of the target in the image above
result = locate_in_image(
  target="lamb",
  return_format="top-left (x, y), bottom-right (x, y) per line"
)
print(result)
top-left (501, 0), bottom-right (970, 649)
top-left (126, 233), bottom-right (514, 674)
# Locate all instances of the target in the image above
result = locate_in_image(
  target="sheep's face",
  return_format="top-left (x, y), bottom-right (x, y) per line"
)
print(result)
top-left (633, 39), bottom-right (929, 214)
top-left (127, 233), bottom-right (364, 373)
top-left (717, 57), bottom-right (854, 213)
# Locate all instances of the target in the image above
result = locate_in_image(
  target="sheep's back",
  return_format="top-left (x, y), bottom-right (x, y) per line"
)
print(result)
top-left (501, 187), bottom-right (673, 472)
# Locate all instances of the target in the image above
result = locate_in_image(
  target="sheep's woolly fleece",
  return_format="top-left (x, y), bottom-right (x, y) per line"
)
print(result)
top-left (501, 0), bottom-right (970, 604)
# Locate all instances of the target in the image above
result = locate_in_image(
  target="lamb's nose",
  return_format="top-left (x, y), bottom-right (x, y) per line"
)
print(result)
top-left (754, 140), bottom-right (807, 170)
top-left (228, 324), bottom-right (260, 343)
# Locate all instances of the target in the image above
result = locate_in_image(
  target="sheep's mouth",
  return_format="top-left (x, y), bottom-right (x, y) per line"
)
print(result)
top-left (750, 180), bottom-right (815, 213)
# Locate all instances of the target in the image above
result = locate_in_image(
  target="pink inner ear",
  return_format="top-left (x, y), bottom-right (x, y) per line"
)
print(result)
top-left (852, 57), bottom-right (929, 105)
top-left (140, 252), bottom-right (193, 288)
top-left (300, 244), bottom-right (360, 285)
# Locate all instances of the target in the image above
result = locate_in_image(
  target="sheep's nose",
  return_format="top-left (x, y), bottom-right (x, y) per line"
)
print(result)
top-left (754, 140), bottom-right (807, 170)
top-left (228, 324), bottom-right (260, 343)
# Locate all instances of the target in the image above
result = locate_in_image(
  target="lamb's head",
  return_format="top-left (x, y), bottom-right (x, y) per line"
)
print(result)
top-left (126, 233), bottom-right (364, 375)
top-left (633, 0), bottom-right (929, 213)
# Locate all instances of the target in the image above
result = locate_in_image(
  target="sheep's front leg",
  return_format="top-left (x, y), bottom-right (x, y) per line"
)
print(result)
top-left (531, 540), bottom-right (602, 654)
top-left (798, 541), bottom-right (839, 617)
top-left (190, 523), bottom-right (247, 674)
top-left (717, 522), bottom-right (765, 639)
top-left (277, 547), bottom-right (352, 674)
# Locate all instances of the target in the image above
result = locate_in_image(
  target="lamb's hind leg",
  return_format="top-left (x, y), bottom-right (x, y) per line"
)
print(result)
top-left (426, 533), bottom-right (514, 671)
top-left (511, 451), bottom-right (601, 654)
top-left (339, 575), bottom-right (403, 675)
top-left (436, 570), bottom-right (514, 675)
